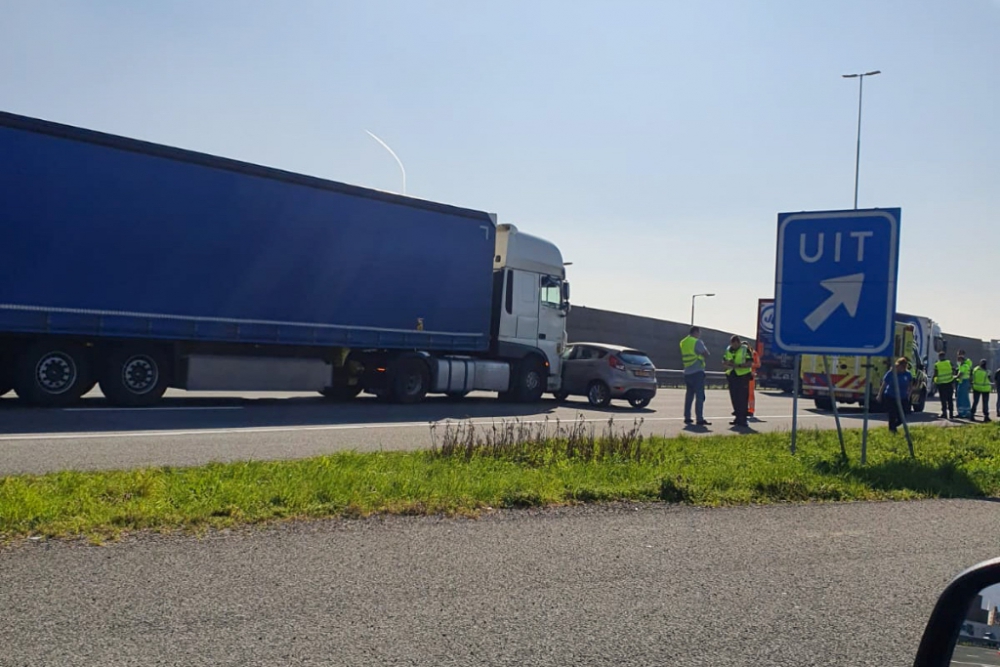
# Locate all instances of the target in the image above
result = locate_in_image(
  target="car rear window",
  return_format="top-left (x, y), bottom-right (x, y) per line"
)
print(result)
top-left (619, 351), bottom-right (653, 366)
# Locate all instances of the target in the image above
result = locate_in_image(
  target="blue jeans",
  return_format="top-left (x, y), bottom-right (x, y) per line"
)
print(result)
top-left (684, 371), bottom-right (706, 422)
top-left (956, 379), bottom-right (971, 416)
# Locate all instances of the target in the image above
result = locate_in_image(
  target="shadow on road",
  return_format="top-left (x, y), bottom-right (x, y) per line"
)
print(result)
top-left (0, 393), bottom-right (656, 436)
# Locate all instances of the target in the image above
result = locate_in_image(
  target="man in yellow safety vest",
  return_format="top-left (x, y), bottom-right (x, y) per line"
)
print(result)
top-left (722, 335), bottom-right (754, 428)
top-left (971, 359), bottom-right (992, 422)
top-left (932, 350), bottom-right (955, 420)
top-left (679, 326), bottom-right (711, 427)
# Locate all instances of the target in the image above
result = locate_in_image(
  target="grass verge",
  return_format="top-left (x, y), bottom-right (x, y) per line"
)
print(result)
top-left (2, 418), bottom-right (999, 542)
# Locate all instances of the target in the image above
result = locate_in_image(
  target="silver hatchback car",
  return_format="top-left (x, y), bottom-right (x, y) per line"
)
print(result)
top-left (553, 343), bottom-right (658, 409)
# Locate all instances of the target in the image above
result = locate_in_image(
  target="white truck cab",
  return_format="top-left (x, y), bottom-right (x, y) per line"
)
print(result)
top-left (493, 224), bottom-right (570, 391)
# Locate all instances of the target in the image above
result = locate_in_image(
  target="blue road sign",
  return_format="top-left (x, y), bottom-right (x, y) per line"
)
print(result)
top-left (774, 208), bottom-right (900, 355)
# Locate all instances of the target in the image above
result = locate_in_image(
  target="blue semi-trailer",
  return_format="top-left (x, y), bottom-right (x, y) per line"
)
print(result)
top-left (0, 111), bottom-right (571, 407)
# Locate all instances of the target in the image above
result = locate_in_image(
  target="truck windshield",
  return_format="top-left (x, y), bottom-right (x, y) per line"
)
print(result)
top-left (541, 276), bottom-right (561, 308)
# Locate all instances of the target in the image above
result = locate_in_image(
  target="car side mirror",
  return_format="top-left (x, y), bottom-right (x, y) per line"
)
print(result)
top-left (913, 557), bottom-right (1000, 666)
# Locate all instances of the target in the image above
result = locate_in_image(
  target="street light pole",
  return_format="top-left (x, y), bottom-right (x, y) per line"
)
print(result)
top-left (842, 70), bottom-right (881, 209)
top-left (691, 293), bottom-right (715, 326)
top-left (843, 69), bottom-right (881, 465)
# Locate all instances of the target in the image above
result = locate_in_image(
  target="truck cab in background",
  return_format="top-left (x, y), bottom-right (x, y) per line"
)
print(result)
top-left (897, 313), bottom-right (946, 398)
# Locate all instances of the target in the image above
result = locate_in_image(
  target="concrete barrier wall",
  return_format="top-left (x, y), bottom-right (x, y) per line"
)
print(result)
top-left (566, 306), bottom-right (754, 372)
top-left (944, 333), bottom-right (988, 368)
top-left (567, 306), bottom-right (994, 373)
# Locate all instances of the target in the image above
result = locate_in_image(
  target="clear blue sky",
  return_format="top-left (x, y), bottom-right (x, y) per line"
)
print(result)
top-left (3, 1), bottom-right (997, 341)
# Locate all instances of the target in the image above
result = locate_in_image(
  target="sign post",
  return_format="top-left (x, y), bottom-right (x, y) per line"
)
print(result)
top-left (774, 208), bottom-right (901, 459)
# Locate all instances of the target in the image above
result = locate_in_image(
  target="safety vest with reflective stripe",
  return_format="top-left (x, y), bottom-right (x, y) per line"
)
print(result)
top-left (723, 347), bottom-right (737, 376)
top-left (934, 360), bottom-right (954, 385)
top-left (958, 359), bottom-right (973, 381)
top-left (734, 345), bottom-right (753, 377)
top-left (680, 336), bottom-right (703, 370)
top-left (973, 367), bottom-right (991, 393)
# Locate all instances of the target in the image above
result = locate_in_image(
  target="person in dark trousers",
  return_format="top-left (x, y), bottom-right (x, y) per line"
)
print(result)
top-left (995, 366), bottom-right (1000, 420)
top-left (932, 350), bottom-right (955, 420)
top-left (722, 335), bottom-right (753, 428)
top-left (879, 356), bottom-right (912, 434)
top-left (971, 359), bottom-right (992, 422)
top-left (679, 326), bottom-right (711, 426)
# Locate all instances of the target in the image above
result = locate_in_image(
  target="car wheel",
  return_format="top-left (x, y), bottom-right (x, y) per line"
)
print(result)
top-left (14, 341), bottom-right (93, 407)
top-left (628, 396), bottom-right (651, 409)
top-left (99, 346), bottom-right (170, 407)
top-left (587, 381), bottom-right (611, 407)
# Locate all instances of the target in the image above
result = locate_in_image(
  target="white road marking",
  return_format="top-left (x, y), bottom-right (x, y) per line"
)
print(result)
top-left (0, 413), bottom-right (825, 442)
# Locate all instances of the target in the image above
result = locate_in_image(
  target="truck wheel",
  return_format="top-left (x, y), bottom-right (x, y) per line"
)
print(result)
top-left (587, 381), bottom-right (612, 407)
top-left (813, 397), bottom-right (833, 411)
top-left (513, 357), bottom-right (546, 403)
top-left (320, 384), bottom-right (363, 401)
top-left (14, 341), bottom-right (93, 407)
top-left (912, 389), bottom-right (927, 413)
top-left (99, 347), bottom-right (169, 407)
top-left (390, 357), bottom-right (430, 404)
top-left (553, 391), bottom-right (569, 402)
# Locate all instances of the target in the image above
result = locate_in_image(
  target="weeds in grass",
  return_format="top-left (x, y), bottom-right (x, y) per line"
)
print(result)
top-left (430, 415), bottom-right (645, 464)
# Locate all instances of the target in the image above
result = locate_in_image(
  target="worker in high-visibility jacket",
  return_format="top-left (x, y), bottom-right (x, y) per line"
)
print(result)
top-left (971, 359), bottom-right (992, 422)
top-left (932, 350), bottom-right (955, 420)
top-left (679, 326), bottom-right (711, 426)
top-left (955, 349), bottom-right (973, 419)
top-left (722, 335), bottom-right (753, 428)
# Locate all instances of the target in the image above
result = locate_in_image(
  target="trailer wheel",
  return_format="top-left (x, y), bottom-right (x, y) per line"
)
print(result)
top-left (99, 347), bottom-right (169, 407)
top-left (390, 357), bottom-right (430, 404)
top-left (320, 384), bottom-right (363, 401)
top-left (0, 354), bottom-right (11, 397)
top-left (513, 357), bottom-right (547, 403)
top-left (14, 341), bottom-right (93, 407)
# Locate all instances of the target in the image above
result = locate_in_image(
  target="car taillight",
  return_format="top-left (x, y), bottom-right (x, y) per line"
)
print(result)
top-left (609, 356), bottom-right (626, 371)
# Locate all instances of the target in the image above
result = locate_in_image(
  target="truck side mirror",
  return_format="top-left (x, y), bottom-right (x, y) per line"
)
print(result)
top-left (913, 556), bottom-right (1000, 666)
top-left (561, 281), bottom-right (571, 302)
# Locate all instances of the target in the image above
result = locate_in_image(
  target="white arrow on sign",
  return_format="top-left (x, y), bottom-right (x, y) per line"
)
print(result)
top-left (803, 273), bottom-right (865, 332)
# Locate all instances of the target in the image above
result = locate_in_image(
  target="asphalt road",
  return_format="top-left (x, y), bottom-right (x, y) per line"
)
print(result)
top-left (0, 387), bottom-right (955, 475)
top-left (2, 499), bottom-right (997, 666)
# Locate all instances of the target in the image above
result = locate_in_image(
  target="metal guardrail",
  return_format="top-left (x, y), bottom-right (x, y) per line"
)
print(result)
top-left (655, 369), bottom-right (729, 389)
